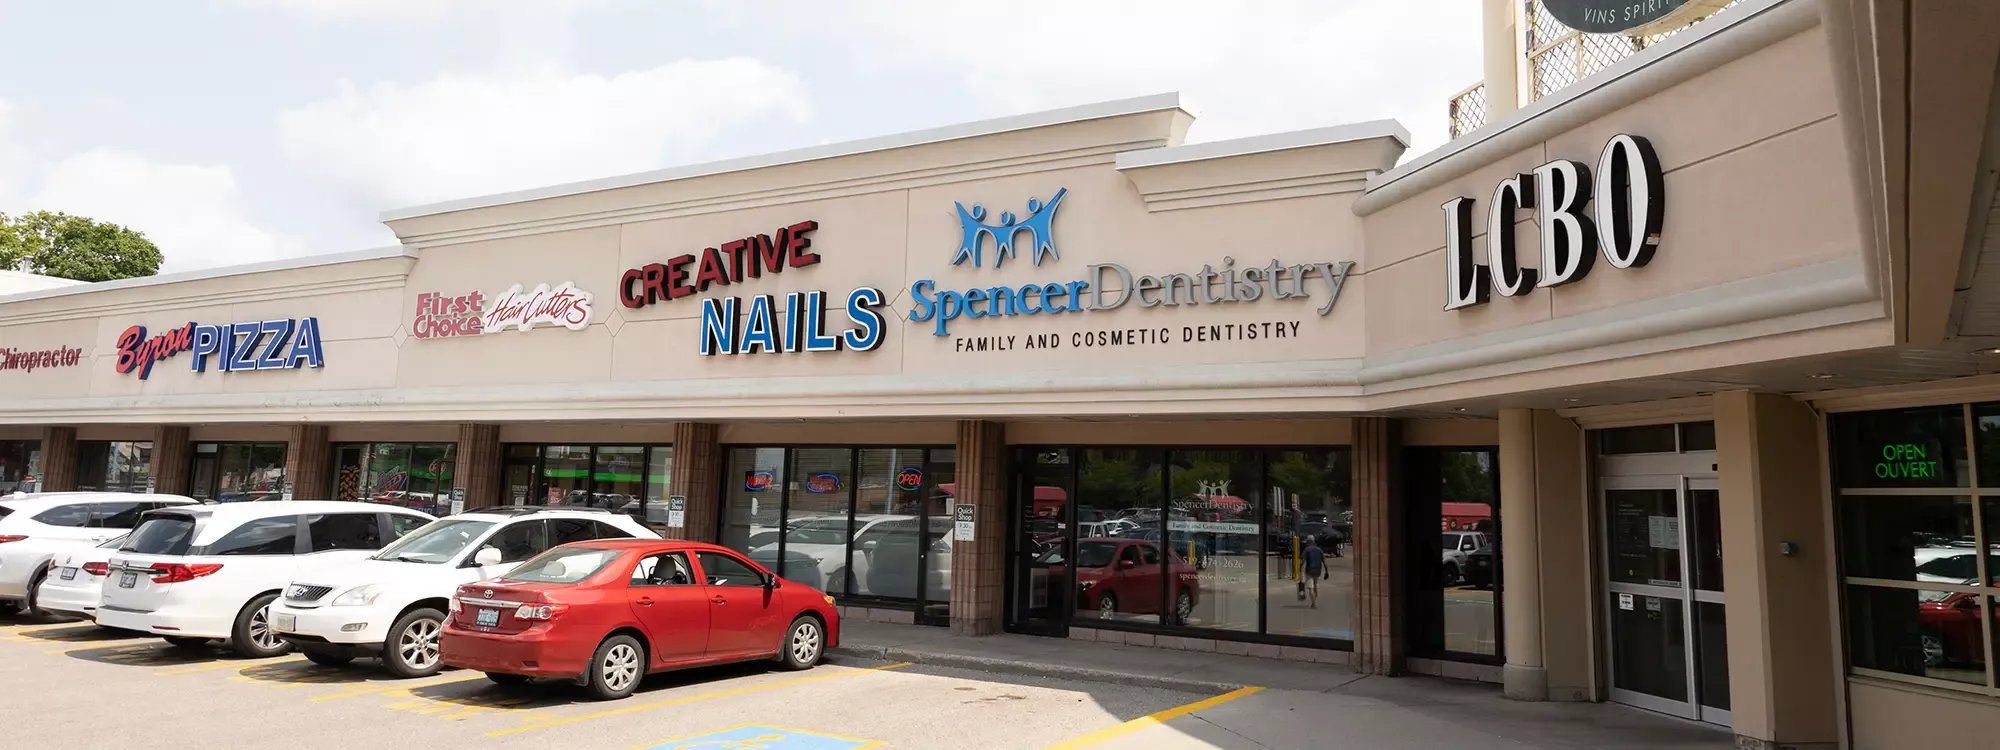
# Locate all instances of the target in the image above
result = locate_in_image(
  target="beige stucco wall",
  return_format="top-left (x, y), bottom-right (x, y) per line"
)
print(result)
top-left (1848, 680), bottom-right (2000, 749)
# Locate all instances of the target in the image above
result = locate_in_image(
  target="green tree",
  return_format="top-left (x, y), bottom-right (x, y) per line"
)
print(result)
top-left (0, 211), bottom-right (163, 282)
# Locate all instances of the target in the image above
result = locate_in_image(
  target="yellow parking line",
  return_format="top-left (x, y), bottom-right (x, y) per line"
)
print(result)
top-left (311, 674), bottom-right (486, 702)
top-left (3, 623), bottom-right (97, 636)
top-left (47, 641), bottom-right (150, 654)
top-left (488, 661), bottom-right (912, 738)
top-left (1041, 686), bottom-right (1265, 750)
top-left (156, 656), bottom-right (306, 676)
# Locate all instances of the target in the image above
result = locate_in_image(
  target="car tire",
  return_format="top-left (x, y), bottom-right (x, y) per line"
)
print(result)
top-left (777, 615), bottom-right (824, 671)
top-left (162, 636), bottom-right (210, 649)
top-left (486, 672), bottom-right (532, 686)
top-left (24, 568), bottom-right (48, 619)
top-left (1096, 592), bottom-right (1118, 619)
top-left (1443, 563), bottom-right (1461, 587)
top-left (304, 650), bottom-right (353, 668)
top-left (1921, 629), bottom-right (1947, 668)
top-left (828, 567), bottom-right (848, 596)
top-left (584, 634), bottom-right (646, 701)
top-left (229, 593), bottom-right (291, 659)
top-left (0, 600), bottom-right (20, 616)
top-left (1173, 590), bottom-right (1194, 625)
top-left (382, 608), bottom-right (447, 679)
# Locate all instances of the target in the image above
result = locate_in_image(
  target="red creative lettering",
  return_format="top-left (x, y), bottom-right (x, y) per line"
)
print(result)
top-left (619, 220), bottom-right (821, 308)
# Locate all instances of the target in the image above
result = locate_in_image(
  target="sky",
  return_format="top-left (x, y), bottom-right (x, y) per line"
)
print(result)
top-left (0, 0), bottom-right (1482, 273)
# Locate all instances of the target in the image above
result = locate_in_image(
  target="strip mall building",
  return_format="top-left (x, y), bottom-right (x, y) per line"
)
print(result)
top-left (2, 1), bottom-right (1997, 746)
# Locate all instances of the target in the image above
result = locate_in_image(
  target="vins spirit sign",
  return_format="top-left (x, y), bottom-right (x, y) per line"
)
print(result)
top-left (1442, 133), bottom-right (1664, 311)
top-left (1541, 1), bottom-right (1733, 36)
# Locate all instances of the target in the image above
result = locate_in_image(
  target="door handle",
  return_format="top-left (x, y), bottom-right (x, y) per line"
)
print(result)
top-left (636, 597), bottom-right (654, 607)
top-left (711, 596), bottom-right (727, 604)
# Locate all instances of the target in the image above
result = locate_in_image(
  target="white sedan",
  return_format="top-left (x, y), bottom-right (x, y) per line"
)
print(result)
top-left (34, 535), bottom-right (128, 621)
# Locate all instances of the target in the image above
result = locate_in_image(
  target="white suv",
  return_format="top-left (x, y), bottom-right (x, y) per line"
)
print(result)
top-left (97, 502), bottom-right (434, 657)
top-left (270, 507), bottom-right (658, 676)
top-left (0, 492), bottom-right (199, 617)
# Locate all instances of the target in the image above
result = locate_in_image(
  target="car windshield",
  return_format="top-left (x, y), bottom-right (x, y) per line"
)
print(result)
top-left (784, 519), bottom-right (850, 545)
top-left (1074, 541), bottom-right (1119, 568)
top-left (123, 515), bottom-right (196, 556)
top-left (370, 519), bottom-right (495, 564)
top-left (502, 546), bottom-right (622, 584)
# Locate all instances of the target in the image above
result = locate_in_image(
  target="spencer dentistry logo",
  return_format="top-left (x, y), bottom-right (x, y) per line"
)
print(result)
top-left (910, 188), bottom-right (1354, 352)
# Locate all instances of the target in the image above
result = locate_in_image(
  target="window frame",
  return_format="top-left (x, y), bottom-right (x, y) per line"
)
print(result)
top-left (304, 511), bottom-right (386, 553)
top-left (696, 550), bottom-right (768, 588)
top-left (629, 551), bottom-right (695, 588)
top-left (1834, 402), bottom-right (2000, 696)
top-left (206, 515), bottom-right (306, 557)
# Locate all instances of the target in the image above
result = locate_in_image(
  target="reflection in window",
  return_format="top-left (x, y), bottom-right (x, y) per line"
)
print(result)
top-left (333, 443), bottom-right (455, 515)
top-left (1076, 449), bottom-right (1165, 625)
top-left (1167, 450), bottom-right (1262, 633)
top-left (196, 443), bottom-right (287, 503)
top-left (0, 440), bottom-right (38, 493)
top-left (494, 445), bottom-right (670, 527)
top-left (1832, 406), bottom-right (1968, 489)
top-left (723, 447), bottom-right (787, 556)
top-left (772, 448), bottom-right (851, 593)
top-left (1408, 447), bottom-right (1500, 658)
top-left (75, 441), bottom-right (152, 493)
top-left (1265, 449), bottom-right (1353, 640)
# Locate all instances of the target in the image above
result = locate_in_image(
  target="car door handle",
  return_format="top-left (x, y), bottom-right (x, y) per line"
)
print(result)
top-left (636, 597), bottom-right (654, 607)
top-left (711, 596), bottom-right (727, 604)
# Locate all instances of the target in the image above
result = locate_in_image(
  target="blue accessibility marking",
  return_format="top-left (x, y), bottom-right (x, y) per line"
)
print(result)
top-left (639, 724), bottom-right (878, 750)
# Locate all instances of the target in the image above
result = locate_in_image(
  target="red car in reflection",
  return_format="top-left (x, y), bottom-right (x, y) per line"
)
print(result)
top-left (440, 539), bottom-right (839, 700)
top-left (1041, 538), bottom-right (1198, 624)
top-left (1919, 581), bottom-right (1997, 668)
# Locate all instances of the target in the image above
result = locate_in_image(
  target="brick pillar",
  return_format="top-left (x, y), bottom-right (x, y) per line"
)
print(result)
top-left (950, 420), bottom-right (1006, 636)
top-left (669, 422), bottom-right (719, 543)
top-left (454, 424), bottom-right (502, 510)
top-left (286, 425), bottom-right (330, 501)
top-left (38, 426), bottom-right (79, 492)
top-left (150, 425), bottom-right (192, 496)
top-left (1351, 417), bottom-right (1404, 675)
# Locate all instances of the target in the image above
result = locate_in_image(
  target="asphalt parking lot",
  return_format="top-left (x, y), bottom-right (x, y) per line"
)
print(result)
top-left (0, 613), bottom-right (1246, 750)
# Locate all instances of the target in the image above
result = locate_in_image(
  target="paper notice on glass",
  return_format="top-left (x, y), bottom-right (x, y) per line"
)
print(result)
top-left (1618, 593), bottom-right (1635, 611)
top-left (1647, 516), bottom-right (1681, 550)
top-left (954, 504), bottom-right (976, 542)
top-left (667, 495), bottom-right (687, 529)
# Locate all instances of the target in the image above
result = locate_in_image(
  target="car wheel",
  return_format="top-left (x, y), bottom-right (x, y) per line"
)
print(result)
top-left (1921, 629), bottom-right (1947, 668)
top-left (1096, 593), bottom-right (1118, 619)
top-left (304, 650), bottom-right (353, 668)
top-left (778, 616), bottom-right (824, 671)
top-left (486, 672), bottom-right (533, 686)
top-left (0, 600), bottom-right (20, 616)
top-left (584, 635), bottom-right (646, 701)
top-left (1174, 590), bottom-right (1194, 625)
top-left (828, 567), bottom-right (848, 596)
top-left (24, 569), bottom-right (47, 619)
top-left (229, 593), bottom-right (291, 659)
top-left (162, 636), bottom-right (210, 649)
top-left (1443, 563), bottom-right (1461, 587)
top-left (382, 608), bottom-right (447, 678)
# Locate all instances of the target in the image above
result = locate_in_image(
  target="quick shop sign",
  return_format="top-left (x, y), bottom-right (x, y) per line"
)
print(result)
top-left (116, 318), bottom-right (327, 380)
top-left (617, 220), bottom-right (887, 357)
top-left (909, 188), bottom-right (1353, 352)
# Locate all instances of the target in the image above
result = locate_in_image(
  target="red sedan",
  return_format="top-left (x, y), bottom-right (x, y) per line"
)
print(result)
top-left (1043, 538), bottom-right (1199, 624)
top-left (441, 539), bottom-right (839, 700)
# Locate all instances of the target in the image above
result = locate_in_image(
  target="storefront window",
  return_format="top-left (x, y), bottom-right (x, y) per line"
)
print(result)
top-left (1407, 447), bottom-right (1500, 659)
top-left (1265, 449), bottom-right (1353, 640)
top-left (0, 440), bottom-right (40, 493)
top-left (1076, 449), bottom-right (1166, 625)
top-left (1168, 449), bottom-right (1262, 633)
top-left (723, 447), bottom-right (787, 555)
top-left (498, 444), bottom-right (670, 526)
top-left (75, 441), bottom-right (152, 493)
top-left (332, 443), bottom-right (455, 515)
top-left (191, 443), bottom-right (286, 502)
top-left (1832, 404), bottom-right (1998, 694)
top-left (775, 448), bottom-right (852, 592)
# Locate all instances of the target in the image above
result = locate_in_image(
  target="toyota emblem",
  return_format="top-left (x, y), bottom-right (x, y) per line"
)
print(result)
top-left (483, 589), bottom-right (493, 598)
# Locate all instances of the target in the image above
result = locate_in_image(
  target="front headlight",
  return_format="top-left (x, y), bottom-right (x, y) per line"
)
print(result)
top-left (331, 584), bottom-right (384, 607)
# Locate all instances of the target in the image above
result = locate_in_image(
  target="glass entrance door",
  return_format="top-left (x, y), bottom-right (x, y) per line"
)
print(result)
top-left (1602, 475), bottom-right (1728, 724)
top-left (1009, 449), bottom-right (1075, 636)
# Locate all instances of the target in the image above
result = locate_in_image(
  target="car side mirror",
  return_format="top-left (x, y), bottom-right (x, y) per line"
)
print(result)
top-left (765, 573), bottom-right (782, 589)
top-left (861, 540), bottom-right (878, 554)
top-left (1118, 559), bottom-right (1136, 571)
top-left (474, 546), bottom-right (502, 566)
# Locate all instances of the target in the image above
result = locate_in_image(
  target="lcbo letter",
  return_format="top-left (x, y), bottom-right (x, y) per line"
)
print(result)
top-left (1442, 133), bottom-right (1665, 310)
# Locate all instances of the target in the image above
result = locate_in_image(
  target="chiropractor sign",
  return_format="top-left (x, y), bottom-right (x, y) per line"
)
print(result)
top-left (908, 188), bottom-right (1355, 337)
top-left (1441, 133), bottom-right (1665, 311)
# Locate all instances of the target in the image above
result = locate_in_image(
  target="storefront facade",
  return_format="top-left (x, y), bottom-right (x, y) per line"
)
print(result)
top-left (1, 1), bottom-right (1997, 746)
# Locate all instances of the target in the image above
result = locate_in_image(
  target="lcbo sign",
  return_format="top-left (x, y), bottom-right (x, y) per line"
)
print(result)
top-left (1442, 133), bottom-right (1664, 311)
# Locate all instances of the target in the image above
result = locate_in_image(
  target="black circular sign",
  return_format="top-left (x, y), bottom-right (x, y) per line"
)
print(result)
top-left (1541, 0), bottom-right (1715, 35)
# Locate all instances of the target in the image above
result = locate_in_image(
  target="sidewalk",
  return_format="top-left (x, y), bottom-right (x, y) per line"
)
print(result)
top-left (831, 620), bottom-right (1733, 749)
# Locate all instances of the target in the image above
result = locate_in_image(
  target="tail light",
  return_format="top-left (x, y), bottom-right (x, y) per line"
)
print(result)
top-left (448, 597), bottom-right (461, 614)
top-left (148, 563), bottom-right (224, 583)
top-left (82, 562), bottom-right (109, 577)
top-left (513, 604), bottom-right (565, 621)
top-left (0, 535), bottom-right (25, 544)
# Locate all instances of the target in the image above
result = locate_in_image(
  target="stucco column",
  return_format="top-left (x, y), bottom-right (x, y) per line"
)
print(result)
top-left (1351, 417), bottom-right (1405, 674)
top-left (285, 425), bottom-right (330, 501)
top-left (669, 422), bottom-right (719, 543)
top-left (454, 423), bottom-right (501, 510)
top-left (38, 426), bottom-right (78, 492)
top-left (1500, 408), bottom-right (1593, 701)
top-left (950, 419), bottom-right (1006, 636)
top-left (1713, 391), bottom-right (1838, 749)
top-left (149, 425), bottom-right (191, 496)
top-left (1482, 0), bottom-right (1522, 117)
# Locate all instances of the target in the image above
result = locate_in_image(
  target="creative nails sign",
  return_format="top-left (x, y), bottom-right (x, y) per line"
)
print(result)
top-left (0, 345), bottom-right (82, 374)
top-left (910, 188), bottom-right (1354, 339)
top-left (115, 319), bottom-right (326, 380)
top-left (413, 282), bottom-right (594, 339)
top-left (617, 220), bottom-right (887, 356)
top-left (1442, 133), bottom-right (1664, 311)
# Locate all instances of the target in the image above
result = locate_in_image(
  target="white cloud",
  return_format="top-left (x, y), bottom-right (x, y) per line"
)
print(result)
top-left (33, 149), bottom-right (303, 273)
top-left (752, 0), bottom-right (1481, 155)
top-left (276, 59), bottom-right (812, 209)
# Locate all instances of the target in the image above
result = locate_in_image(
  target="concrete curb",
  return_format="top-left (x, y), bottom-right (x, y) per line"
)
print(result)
top-left (828, 644), bottom-right (1243, 694)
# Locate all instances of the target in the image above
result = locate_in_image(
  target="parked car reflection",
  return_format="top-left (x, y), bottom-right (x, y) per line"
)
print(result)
top-left (1039, 538), bottom-right (1198, 625)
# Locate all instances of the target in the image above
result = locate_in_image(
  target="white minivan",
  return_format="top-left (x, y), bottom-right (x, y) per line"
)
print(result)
top-left (0, 492), bottom-right (199, 617)
top-left (270, 506), bottom-right (656, 676)
top-left (97, 502), bottom-right (434, 657)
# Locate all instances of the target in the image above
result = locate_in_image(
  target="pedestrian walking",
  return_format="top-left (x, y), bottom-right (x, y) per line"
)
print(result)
top-left (1300, 535), bottom-right (1327, 608)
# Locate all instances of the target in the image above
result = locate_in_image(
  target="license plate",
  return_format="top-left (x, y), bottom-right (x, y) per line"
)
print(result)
top-left (476, 608), bottom-right (500, 627)
top-left (59, 567), bottom-right (76, 581)
top-left (273, 613), bottom-right (296, 632)
top-left (119, 571), bottom-right (138, 588)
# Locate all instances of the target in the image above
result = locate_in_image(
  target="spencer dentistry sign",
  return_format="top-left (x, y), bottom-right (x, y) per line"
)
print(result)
top-left (909, 188), bottom-right (1353, 351)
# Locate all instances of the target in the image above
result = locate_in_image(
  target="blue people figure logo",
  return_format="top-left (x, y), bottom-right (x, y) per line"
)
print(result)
top-left (950, 187), bottom-right (1068, 269)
